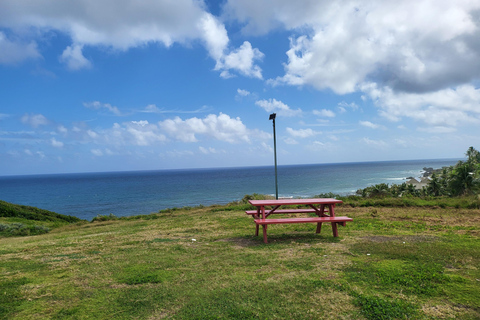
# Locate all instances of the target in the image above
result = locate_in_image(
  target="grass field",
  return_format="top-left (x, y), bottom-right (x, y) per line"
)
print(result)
top-left (1, 203), bottom-right (479, 319)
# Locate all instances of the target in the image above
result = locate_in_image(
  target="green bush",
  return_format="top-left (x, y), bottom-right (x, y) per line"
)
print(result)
top-left (91, 213), bottom-right (118, 222)
top-left (0, 223), bottom-right (50, 237)
top-left (0, 200), bottom-right (81, 223)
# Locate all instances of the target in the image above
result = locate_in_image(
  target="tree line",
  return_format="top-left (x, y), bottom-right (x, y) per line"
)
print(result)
top-left (356, 146), bottom-right (480, 198)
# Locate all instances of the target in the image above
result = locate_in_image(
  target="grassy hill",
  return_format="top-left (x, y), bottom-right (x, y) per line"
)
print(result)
top-left (0, 201), bottom-right (479, 319)
top-left (0, 200), bottom-right (81, 223)
top-left (0, 200), bottom-right (83, 237)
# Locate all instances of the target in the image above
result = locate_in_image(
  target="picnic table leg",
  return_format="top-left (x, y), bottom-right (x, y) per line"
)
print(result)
top-left (254, 207), bottom-right (262, 236)
top-left (262, 225), bottom-right (268, 243)
top-left (331, 222), bottom-right (339, 237)
top-left (316, 222), bottom-right (322, 234)
top-left (329, 204), bottom-right (339, 237)
top-left (316, 203), bottom-right (325, 234)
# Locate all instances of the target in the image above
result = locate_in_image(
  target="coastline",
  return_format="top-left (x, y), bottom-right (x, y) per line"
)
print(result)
top-left (0, 159), bottom-right (460, 220)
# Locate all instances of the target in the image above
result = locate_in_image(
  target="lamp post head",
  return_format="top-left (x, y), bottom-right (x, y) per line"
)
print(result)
top-left (269, 113), bottom-right (276, 120)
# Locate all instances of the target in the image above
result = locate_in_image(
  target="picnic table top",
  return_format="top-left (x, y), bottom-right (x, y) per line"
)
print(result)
top-left (248, 198), bottom-right (343, 207)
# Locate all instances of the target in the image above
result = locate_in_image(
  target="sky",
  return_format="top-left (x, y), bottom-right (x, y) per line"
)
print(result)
top-left (1, 0), bottom-right (480, 176)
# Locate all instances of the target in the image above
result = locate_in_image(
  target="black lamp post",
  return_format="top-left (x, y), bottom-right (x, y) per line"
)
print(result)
top-left (269, 113), bottom-right (278, 199)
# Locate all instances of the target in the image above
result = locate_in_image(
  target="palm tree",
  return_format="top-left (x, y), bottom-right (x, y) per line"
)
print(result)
top-left (427, 173), bottom-right (443, 196)
top-left (466, 146), bottom-right (479, 164)
top-left (449, 163), bottom-right (477, 196)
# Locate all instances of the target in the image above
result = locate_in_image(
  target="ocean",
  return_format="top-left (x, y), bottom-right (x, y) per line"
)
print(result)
top-left (0, 159), bottom-right (459, 221)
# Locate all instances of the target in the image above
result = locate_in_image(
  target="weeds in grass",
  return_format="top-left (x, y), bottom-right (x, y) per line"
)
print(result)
top-left (352, 294), bottom-right (419, 320)
top-left (0, 222), bottom-right (50, 237)
top-left (0, 277), bottom-right (31, 319)
top-left (91, 213), bottom-right (119, 222)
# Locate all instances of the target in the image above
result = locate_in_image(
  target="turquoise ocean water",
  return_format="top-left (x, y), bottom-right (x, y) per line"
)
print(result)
top-left (0, 159), bottom-right (459, 220)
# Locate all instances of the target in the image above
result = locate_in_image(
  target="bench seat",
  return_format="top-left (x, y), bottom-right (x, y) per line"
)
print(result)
top-left (254, 216), bottom-right (352, 225)
top-left (254, 216), bottom-right (353, 243)
top-left (246, 208), bottom-right (326, 215)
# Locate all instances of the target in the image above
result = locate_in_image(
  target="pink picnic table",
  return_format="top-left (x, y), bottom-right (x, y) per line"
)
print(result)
top-left (247, 198), bottom-right (352, 243)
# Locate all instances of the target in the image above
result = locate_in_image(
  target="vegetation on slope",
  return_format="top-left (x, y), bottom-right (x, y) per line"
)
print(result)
top-left (0, 203), bottom-right (478, 319)
top-left (0, 200), bottom-right (83, 237)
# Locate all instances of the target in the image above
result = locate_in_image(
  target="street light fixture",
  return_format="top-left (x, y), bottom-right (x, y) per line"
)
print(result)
top-left (269, 113), bottom-right (278, 199)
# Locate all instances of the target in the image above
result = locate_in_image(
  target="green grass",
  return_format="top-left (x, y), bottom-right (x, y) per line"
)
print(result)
top-left (0, 200), bottom-right (82, 223)
top-left (0, 202), bottom-right (479, 319)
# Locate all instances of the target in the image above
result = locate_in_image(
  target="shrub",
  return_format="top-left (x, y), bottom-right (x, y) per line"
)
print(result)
top-left (91, 213), bottom-right (118, 222)
top-left (0, 223), bottom-right (50, 237)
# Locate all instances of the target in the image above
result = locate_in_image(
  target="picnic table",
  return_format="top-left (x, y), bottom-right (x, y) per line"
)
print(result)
top-left (247, 198), bottom-right (352, 243)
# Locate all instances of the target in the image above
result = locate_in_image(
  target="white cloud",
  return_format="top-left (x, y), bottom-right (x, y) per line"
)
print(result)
top-left (199, 146), bottom-right (218, 154)
top-left (57, 125), bottom-right (68, 135)
top-left (0, 0), bottom-right (263, 77)
top-left (59, 44), bottom-right (91, 70)
top-left (313, 109), bottom-right (335, 118)
top-left (255, 99), bottom-right (302, 117)
top-left (286, 127), bottom-right (318, 138)
top-left (216, 41), bottom-right (264, 79)
top-left (362, 83), bottom-right (480, 127)
top-left (237, 89), bottom-right (250, 96)
top-left (87, 130), bottom-right (98, 139)
top-left (98, 121), bottom-right (167, 147)
top-left (0, 32), bottom-right (41, 64)
top-left (125, 121), bottom-right (167, 146)
top-left (159, 113), bottom-right (251, 143)
top-left (199, 12), bottom-right (229, 61)
top-left (84, 101), bottom-right (122, 116)
top-left (231, 0), bottom-right (480, 94)
top-left (226, 0), bottom-right (480, 132)
top-left (91, 149), bottom-right (103, 156)
top-left (359, 121), bottom-right (382, 129)
top-left (361, 137), bottom-right (387, 147)
top-left (283, 137), bottom-right (298, 145)
top-left (337, 101), bottom-right (359, 113)
top-left (50, 137), bottom-right (64, 148)
top-left (21, 113), bottom-right (49, 128)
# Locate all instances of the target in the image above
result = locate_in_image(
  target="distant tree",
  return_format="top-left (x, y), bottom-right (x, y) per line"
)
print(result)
top-left (466, 146), bottom-right (480, 164)
top-left (449, 163), bottom-right (478, 196)
top-left (427, 173), bottom-right (443, 197)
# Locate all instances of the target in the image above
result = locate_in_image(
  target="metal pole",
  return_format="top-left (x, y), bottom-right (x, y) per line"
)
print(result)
top-left (269, 113), bottom-right (278, 199)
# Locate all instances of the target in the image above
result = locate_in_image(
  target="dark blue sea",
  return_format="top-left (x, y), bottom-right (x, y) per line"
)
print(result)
top-left (0, 159), bottom-right (459, 220)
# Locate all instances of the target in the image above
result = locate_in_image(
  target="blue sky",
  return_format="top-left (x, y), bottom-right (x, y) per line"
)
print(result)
top-left (1, 0), bottom-right (480, 175)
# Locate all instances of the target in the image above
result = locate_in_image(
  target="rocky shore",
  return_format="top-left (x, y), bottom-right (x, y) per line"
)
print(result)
top-left (406, 166), bottom-right (446, 189)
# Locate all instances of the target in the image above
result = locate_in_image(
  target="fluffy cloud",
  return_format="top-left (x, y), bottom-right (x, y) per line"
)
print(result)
top-left (286, 127), bottom-right (319, 138)
top-left (313, 109), bottom-right (335, 118)
top-left (50, 137), bottom-right (64, 148)
top-left (227, 0), bottom-right (480, 94)
top-left (216, 41), bottom-right (264, 79)
top-left (255, 99), bottom-right (302, 117)
top-left (92, 121), bottom-right (167, 147)
top-left (362, 83), bottom-right (480, 126)
top-left (237, 89), bottom-right (250, 97)
top-left (60, 44), bottom-right (92, 70)
top-left (359, 121), bottom-right (383, 129)
top-left (225, 0), bottom-right (480, 130)
top-left (199, 146), bottom-right (218, 154)
top-left (0, 0), bottom-right (263, 77)
top-left (21, 113), bottom-right (50, 128)
top-left (159, 113), bottom-right (250, 143)
top-left (361, 137), bottom-right (388, 148)
top-left (84, 101), bottom-right (122, 116)
top-left (0, 32), bottom-right (40, 64)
